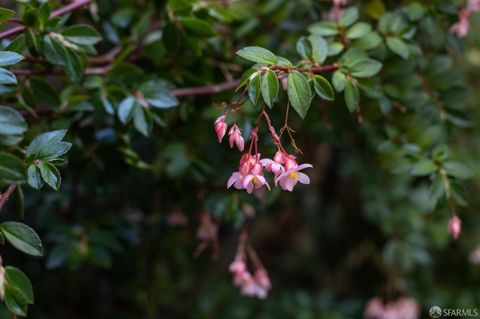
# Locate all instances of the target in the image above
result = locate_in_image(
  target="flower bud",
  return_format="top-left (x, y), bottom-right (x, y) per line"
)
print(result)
top-left (448, 215), bottom-right (462, 240)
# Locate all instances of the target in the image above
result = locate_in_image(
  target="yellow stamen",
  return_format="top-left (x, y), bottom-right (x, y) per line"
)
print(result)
top-left (290, 171), bottom-right (298, 180)
top-left (252, 176), bottom-right (259, 184)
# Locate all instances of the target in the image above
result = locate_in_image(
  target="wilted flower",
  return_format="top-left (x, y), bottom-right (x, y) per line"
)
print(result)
top-left (448, 215), bottom-right (462, 240)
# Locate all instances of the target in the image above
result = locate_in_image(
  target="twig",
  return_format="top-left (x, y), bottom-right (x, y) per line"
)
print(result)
top-left (0, 185), bottom-right (17, 212)
top-left (270, 63), bottom-right (339, 74)
top-left (0, 0), bottom-right (95, 40)
top-left (172, 79), bottom-right (239, 97)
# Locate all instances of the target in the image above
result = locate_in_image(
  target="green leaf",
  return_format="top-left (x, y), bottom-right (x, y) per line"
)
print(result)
top-left (349, 59), bottom-right (382, 78)
top-left (236, 46), bottom-right (278, 65)
top-left (287, 71), bottom-right (312, 119)
top-left (0, 106), bottom-right (27, 137)
top-left (0, 8), bottom-right (14, 25)
top-left (352, 32), bottom-right (382, 50)
top-left (296, 37), bottom-right (312, 60)
top-left (0, 152), bottom-right (26, 183)
top-left (118, 96), bottom-right (136, 124)
top-left (410, 159), bottom-right (437, 176)
top-left (143, 90), bottom-right (178, 109)
top-left (308, 21), bottom-right (339, 36)
top-left (133, 106), bottom-right (153, 137)
top-left (61, 24), bottom-right (102, 45)
top-left (27, 130), bottom-right (69, 159)
top-left (63, 47), bottom-right (84, 82)
top-left (0, 222), bottom-right (43, 256)
top-left (308, 35), bottom-right (328, 64)
top-left (313, 75), bottom-right (334, 101)
top-left (386, 37), bottom-right (410, 59)
top-left (443, 161), bottom-right (473, 179)
top-left (327, 42), bottom-right (344, 56)
top-left (4, 285), bottom-right (28, 316)
top-left (27, 165), bottom-right (44, 190)
top-left (38, 2), bottom-right (51, 28)
top-left (5, 267), bottom-right (34, 304)
top-left (179, 17), bottom-right (216, 37)
top-left (346, 22), bottom-right (372, 39)
top-left (344, 80), bottom-right (359, 113)
top-left (248, 73), bottom-right (261, 105)
top-left (261, 70), bottom-right (279, 108)
top-left (0, 51), bottom-right (23, 67)
top-left (0, 68), bottom-right (17, 84)
top-left (38, 161), bottom-right (61, 190)
top-left (332, 71), bottom-right (346, 92)
top-left (339, 7), bottom-right (359, 27)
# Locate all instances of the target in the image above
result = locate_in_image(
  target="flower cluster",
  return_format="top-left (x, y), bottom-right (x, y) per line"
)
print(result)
top-left (451, 0), bottom-right (480, 37)
top-left (214, 110), bottom-right (313, 194)
top-left (229, 259), bottom-right (271, 299)
top-left (364, 297), bottom-right (420, 319)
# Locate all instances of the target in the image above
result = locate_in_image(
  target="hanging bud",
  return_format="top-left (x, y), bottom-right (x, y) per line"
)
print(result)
top-left (448, 215), bottom-right (462, 240)
top-left (214, 115), bottom-right (228, 143)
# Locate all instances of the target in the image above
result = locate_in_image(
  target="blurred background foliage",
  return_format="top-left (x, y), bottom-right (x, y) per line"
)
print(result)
top-left (0, 0), bottom-right (480, 318)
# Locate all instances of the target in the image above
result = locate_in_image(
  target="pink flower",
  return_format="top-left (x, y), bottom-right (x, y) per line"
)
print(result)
top-left (243, 162), bottom-right (270, 193)
top-left (254, 269), bottom-right (271, 290)
top-left (448, 215), bottom-right (462, 240)
top-left (260, 158), bottom-right (284, 175)
top-left (451, 9), bottom-right (470, 37)
top-left (229, 260), bottom-right (247, 275)
top-left (214, 115), bottom-right (227, 143)
top-left (228, 125), bottom-right (244, 151)
top-left (275, 163), bottom-right (313, 191)
top-left (468, 0), bottom-right (480, 11)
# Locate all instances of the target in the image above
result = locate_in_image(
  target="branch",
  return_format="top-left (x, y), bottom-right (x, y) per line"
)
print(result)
top-left (270, 63), bottom-right (339, 73)
top-left (0, 185), bottom-right (17, 212)
top-left (0, 0), bottom-right (95, 40)
top-left (172, 79), bottom-right (240, 97)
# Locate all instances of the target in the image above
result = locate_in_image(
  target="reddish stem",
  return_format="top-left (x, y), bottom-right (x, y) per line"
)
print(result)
top-left (0, 185), bottom-right (17, 212)
top-left (270, 63), bottom-right (339, 74)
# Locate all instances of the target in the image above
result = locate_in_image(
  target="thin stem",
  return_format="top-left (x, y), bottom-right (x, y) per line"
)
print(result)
top-left (0, 185), bottom-right (17, 212)
top-left (440, 168), bottom-right (457, 215)
top-left (270, 63), bottom-right (339, 74)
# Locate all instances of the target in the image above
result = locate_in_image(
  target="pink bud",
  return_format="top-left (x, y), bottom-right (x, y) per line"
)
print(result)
top-left (239, 162), bottom-right (250, 175)
top-left (285, 156), bottom-right (298, 170)
top-left (214, 116), bottom-right (228, 143)
top-left (229, 260), bottom-right (246, 275)
top-left (448, 215), bottom-right (462, 240)
top-left (228, 126), bottom-right (244, 152)
top-left (274, 151), bottom-right (286, 164)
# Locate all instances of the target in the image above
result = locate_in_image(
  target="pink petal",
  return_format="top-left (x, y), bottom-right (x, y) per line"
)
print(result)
top-left (246, 183), bottom-right (254, 193)
top-left (256, 175), bottom-right (270, 190)
top-left (234, 179), bottom-right (244, 189)
top-left (297, 172), bottom-right (310, 184)
top-left (236, 135), bottom-right (244, 151)
top-left (243, 175), bottom-right (254, 189)
top-left (284, 177), bottom-right (297, 191)
top-left (227, 172), bottom-right (241, 188)
top-left (297, 163), bottom-right (313, 171)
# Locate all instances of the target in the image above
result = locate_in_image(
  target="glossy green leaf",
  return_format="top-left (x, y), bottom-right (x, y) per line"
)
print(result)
top-left (179, 17), bottom-right (216, 37)
top-left (0, 106), bottom-right (27, 137)
top-left (349, 59), bottom-right (382, 78)
top-left (332, 71), bottom-right (346, 92)
top-left (27, 165), bottom-right (44, 190)
top-left (261, 70), bottom-right (279, 108)
top-left (288, 71), bottom-right (312, 118)
top-left (346, 22), bottom-right (372, 39)
top-left (0, 222), bottom-right (43, 256)
top-left (0, 8), bottom-right (15, 24)
top-left (248, 73), bottom-right (261, 105)
top-left (313, 75), bottom-right (334, 101)
top-left (344, 80), bottom-right (359, 113)
top-left (0, 152), bottom-right (26, 183)
top-left (62, 24), bottom-right (102, 45)
top-left (27, 130), bottom-right (70, 160)
top-left (236, 46), bottom-right (278, 65)
top-left (308, 21), bottom-right (339, 36)
top-left (0, 68), bottom-right (17, 84)
top-left (410, 159), bottom-right (437, 176)
top-left (443, 161), bottom-right (473, 179)
top-left (133, 106), bottom-right (153, 137)
top-left (38, 161), bottom-right (61, 190)
top-left (0, 51), bottom-right (23, 67)
top-left (339, 7), bottom-right (359, 27)
top-left (308, 35), bottom-right (328, 64)
top-left (5, 267), bottom-right (34, 304)
top-left (386, 37), bottom-right (410, 59)
top-left (118, 96), bottom-right (136, 124)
